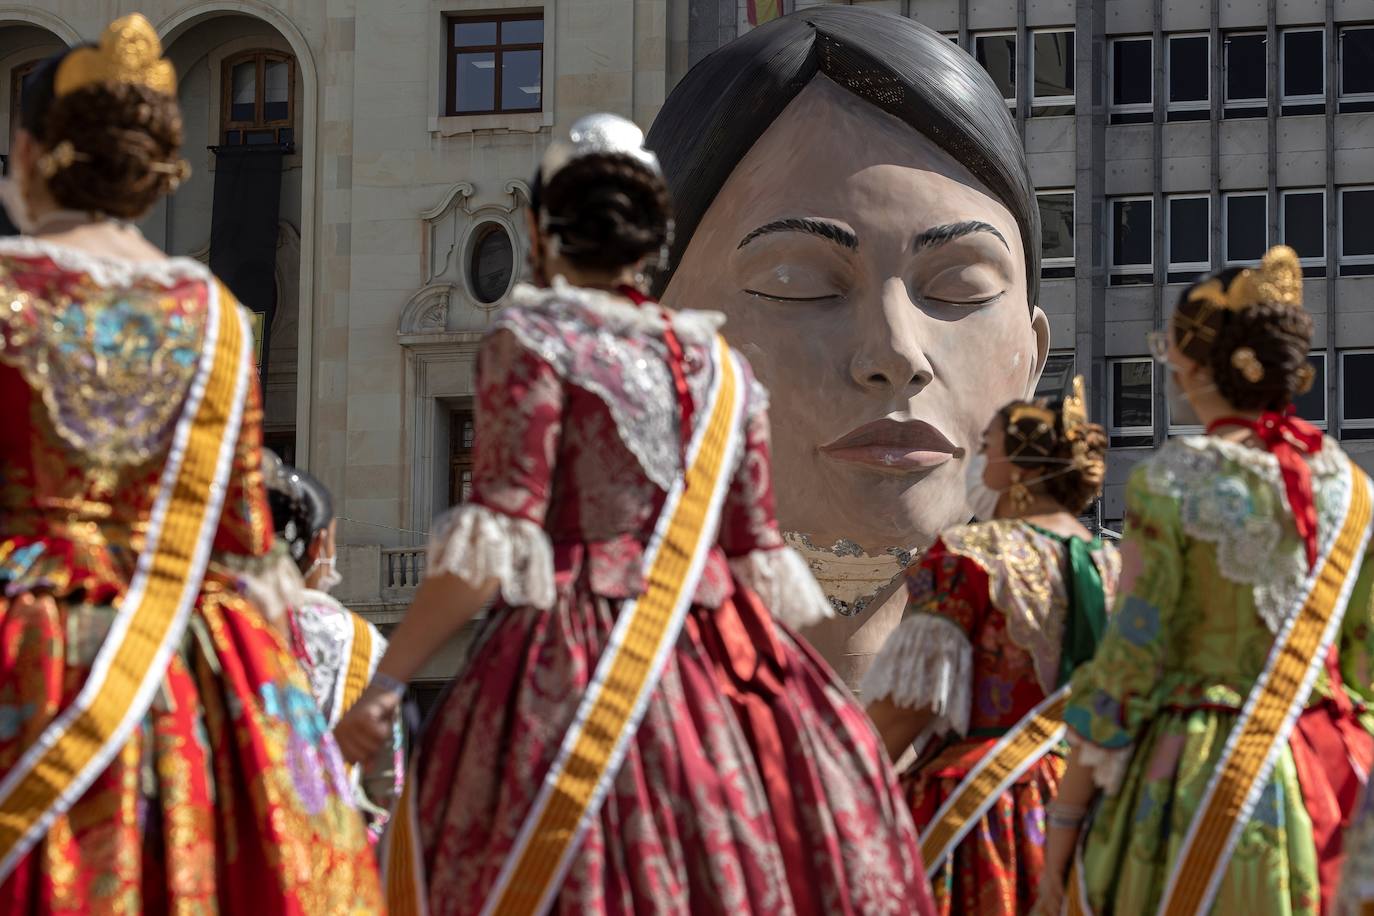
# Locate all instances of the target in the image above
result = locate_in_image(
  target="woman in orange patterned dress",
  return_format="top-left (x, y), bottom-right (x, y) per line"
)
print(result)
top-left (0, 17), bottom-right (380, 914)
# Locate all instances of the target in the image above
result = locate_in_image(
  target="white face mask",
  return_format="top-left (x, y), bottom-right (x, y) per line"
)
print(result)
top-left (306, 554), bottom-right (342, 592)
top-left (963, 453), bottom-right (1001, 522)
top-left (1165, 365), bottom-right (1218, 424)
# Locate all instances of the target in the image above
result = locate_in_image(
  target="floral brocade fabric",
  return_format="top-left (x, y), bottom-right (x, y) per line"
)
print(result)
top-left (866, 521), bottom-right (1119, 916)
top-left (415, 284), bottom-right (929, 914)
top-left (0, 240), bottom-right (380, 914)
top-left (1065, 437), bottom-right (1374, 915)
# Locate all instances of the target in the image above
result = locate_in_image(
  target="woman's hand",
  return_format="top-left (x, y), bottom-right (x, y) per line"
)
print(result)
top-left (334, 688), bottom-right (401, 765)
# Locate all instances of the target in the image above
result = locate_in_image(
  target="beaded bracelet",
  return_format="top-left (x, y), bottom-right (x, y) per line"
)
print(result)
top-left (369, 671), bottom-right (407, 699)
top-left (1045, 800), bottom-right (1087, 829)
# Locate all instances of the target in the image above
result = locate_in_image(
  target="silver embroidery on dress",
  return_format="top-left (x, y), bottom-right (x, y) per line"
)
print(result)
top-left (499, 281), bottom-right (758, 492)
top-left (1142, 435), bottom-right (1348, 634)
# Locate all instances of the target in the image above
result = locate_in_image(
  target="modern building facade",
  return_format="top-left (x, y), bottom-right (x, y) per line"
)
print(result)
top-left (2, 0), bottom-right (1371, 690)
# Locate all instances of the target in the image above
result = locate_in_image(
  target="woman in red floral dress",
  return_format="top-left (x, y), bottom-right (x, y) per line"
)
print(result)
top-left (0, 18), bottom-right (380, 913)
top-left (335, 114), bottom-right (931, 914)
top-left (864, 384), bottom-right (1119, 915)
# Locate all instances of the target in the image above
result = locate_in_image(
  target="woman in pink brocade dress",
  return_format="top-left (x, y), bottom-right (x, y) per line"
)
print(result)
top-left (334, 114), bottom-right (931, 914)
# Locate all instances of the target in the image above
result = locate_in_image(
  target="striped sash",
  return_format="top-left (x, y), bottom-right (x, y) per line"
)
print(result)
top-left (1067, 459), bottom-right (1373, 916)
top-left (920, 684), bottom-right (1070, 875)
top-left (0, 280), bottom-right (252, 880)
top-left (336, 612), bottom-right (375, 727)
top-left (384, 336), bottom-right (746, 916)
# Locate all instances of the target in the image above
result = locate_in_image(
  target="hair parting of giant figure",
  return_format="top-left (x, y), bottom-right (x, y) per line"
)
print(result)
top-left (647, 7), bottom-right (1049, 686)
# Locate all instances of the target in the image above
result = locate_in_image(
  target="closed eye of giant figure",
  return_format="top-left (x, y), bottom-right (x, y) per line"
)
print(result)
top-left (648, 8), bottom-right (1049, 687)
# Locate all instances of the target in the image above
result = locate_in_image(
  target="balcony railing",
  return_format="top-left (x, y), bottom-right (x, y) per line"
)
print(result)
top-left (382, 547), bottom-right (425, 589)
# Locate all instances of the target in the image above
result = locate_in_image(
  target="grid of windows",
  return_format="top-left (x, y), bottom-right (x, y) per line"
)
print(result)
top-left (446, 14), bottom-right (544, 115)
top-left (1282, 28), bottom-right (1325, 114)
top-left (1341, 27), bottom-right (1374, 111)
top-left (1032, 30), bottom-right (1074, 113)
top-left (1340, 351), bottom-right (1374, 440)
top-left (1168, 34), bottom-right (1209, 121)
top-left (1110, 197), bottom-right (1153, 284)
top-left (1109, 358), bottom-right (1154, 447)
top-left (1225, 193), bottom-right (1268, 265)
top-left (1342, 187), bottom-right (1374, 276)
top-left (1110, 37), bottom-right (1152, 123)
top-left (1224, 31), bottom-right (1267, 117)
top-left (1038, 190), bottom-right (1075, 278)
top-left (1167, 195), bottom-right (1210, 281)
top-left (974, 32), bottom-right (1017, 105)
top-left (1282, 189), bottom-right (1326, 270)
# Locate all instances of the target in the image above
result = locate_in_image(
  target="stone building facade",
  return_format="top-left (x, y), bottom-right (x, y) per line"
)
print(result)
top-left (5, 0), bottom-right (1373, 692)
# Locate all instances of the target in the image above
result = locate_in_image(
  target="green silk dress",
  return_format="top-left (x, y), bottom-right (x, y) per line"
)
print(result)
top-left (1065, 435), bottom-right (1374, 915)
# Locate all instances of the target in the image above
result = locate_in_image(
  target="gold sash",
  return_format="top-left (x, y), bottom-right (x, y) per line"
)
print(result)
top-left (383, 336), bottom-right (746, 916)
top-left (0, 280), bottom-right (252, 879)
top-left (920, 684), bottom-right (1070, 875)
top-left (338, 612), bottom-right (375, 726)
top-left (1067, 460), bottom-right (1373, 916)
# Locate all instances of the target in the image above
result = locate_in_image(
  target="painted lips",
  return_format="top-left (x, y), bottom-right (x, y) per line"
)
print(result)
top-left (818, 417), bottom-right (959, 473)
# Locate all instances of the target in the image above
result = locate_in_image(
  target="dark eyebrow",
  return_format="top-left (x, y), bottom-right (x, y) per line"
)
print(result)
top-left (737, 218), bottom-right (858, 251)
top-left (914, 220), bottom-right (1009, 252)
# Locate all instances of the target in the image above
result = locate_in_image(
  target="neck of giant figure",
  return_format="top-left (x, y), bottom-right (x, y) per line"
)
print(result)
top-left (783, 532), bottom-right (919, 618)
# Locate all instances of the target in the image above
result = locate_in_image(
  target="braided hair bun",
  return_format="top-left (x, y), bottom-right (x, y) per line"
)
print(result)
top-left (262, 450), bottom-right (335, 575)
top-left (998, 390), bottom-right (1108, 515)
top-left (1172, 265), bottom-right (1314, 412)
top-left (536, 152), bottom-right (672, 272)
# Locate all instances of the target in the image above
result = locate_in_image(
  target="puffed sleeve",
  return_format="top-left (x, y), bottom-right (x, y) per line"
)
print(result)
top-left (720, 370), bottom-right (833, 629)
top-left (1064, 466), bottom-right (1184, 793)
top-left (425, 329), bottom-right (561, 609)
top-left (860, 538), bottom-right (989, 737)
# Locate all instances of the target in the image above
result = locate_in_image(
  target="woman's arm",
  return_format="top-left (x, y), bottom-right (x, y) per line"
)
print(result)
top-left (866, 697), bottom-right (934, 763)
top-left (1033, 746), bottom-right (1098, 913)
top-left (334, 572), bottom-right (496, 763)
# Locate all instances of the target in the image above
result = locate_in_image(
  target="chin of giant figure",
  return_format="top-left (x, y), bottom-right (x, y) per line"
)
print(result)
top-left (649, 8), bottom-right (1049, 688)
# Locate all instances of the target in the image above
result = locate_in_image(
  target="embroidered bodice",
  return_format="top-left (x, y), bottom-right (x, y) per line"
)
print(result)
top-left (1065, 436), bottom-right (1374, 769)
top-left (426, 282), bottom-right (830, 625)
top-left (0, 238), bottom-right (272, 602)
top-left (863, 519), bottom-right (1120, 738)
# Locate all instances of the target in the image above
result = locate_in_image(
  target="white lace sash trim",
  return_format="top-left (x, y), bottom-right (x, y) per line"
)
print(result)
top-left (0, 235), bottom-right (212, 288)
top-left (728, 547), bottom-right (833, 629)
top-left (426, 503), bottom-right (556, 610)
top-left (860, 613), bottom-right (973, 737)
top-left (1066, 730), bottom-right (1133, 795)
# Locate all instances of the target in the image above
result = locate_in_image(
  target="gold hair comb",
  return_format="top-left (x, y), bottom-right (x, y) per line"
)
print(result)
top-left (1186, 245), bottom-right (1304, 312)
top-left (55, 14), bottom-right (176, 99)
top-left (1061, 375), bottom-right (1088, 436)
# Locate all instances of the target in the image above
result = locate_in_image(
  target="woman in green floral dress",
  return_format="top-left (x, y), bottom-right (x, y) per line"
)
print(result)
top-left (1037, 247), bottom-right (1374, 915)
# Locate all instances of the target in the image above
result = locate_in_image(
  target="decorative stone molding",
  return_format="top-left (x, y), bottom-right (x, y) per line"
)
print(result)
top-left (421, 179), bottom-right (530, 289)
top-left (398, 283), bottom-right (459, 340)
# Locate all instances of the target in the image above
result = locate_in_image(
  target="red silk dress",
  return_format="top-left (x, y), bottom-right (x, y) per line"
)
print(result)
top-left (411, 280), bottom-right (933, 914)
top-left (863, 521), bottom-right (1120, 915)
top-left (0, 239), bottom-right (381, 914)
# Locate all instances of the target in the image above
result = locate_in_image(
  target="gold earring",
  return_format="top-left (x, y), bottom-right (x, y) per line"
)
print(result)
top-left (1008, 471), bottom-right (1034, 515)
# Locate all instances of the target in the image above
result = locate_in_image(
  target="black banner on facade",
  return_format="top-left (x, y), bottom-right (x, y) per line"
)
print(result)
top-left (208, 146), bottom-right (283, 381)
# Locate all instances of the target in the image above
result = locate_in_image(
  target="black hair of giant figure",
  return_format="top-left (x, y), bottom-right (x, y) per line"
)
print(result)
top-left (644, 6), bottom-right (1040, 307)
top-left (262, 450), bottom-right (335, 575)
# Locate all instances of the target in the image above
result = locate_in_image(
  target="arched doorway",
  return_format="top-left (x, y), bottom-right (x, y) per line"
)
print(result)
top-left (158, 8), bottom-right (315, 464)
top-left (0, 18), bottom-right (71, 174)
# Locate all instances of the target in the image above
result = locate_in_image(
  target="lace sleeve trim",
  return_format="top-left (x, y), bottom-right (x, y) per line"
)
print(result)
top-left (860, 613), bottom-right (972, 737)
top-left (728, 547), bottom-right (833, 629)
top-left (426, 503), bottom-right (556, 610)
top-left (1066, 730), bottom-right (1133, 795)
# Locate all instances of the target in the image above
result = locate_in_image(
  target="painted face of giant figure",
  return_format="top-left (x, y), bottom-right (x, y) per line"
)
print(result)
top-left (649, 8), bottom-right (1049, 685)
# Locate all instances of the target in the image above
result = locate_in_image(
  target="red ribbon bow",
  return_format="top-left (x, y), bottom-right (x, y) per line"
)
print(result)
top-left (1207, 409), bottom-right (1324, 569)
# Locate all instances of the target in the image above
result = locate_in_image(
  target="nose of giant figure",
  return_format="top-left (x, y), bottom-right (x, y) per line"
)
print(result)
top-left (848, 277), bottom-right (934, 395)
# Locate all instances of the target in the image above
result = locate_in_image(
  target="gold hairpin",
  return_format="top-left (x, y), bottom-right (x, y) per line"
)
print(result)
top-left (35, 140), bottom-right (87, 178)
top-left (55, 14), bottom-right (176, 99)
top-left (1186, 245), bottom-right (1304, 312)
top-left (1230, 347), bottom-right (1266, 383)
top-left (1061, 375), bottom-right (1088, 436)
